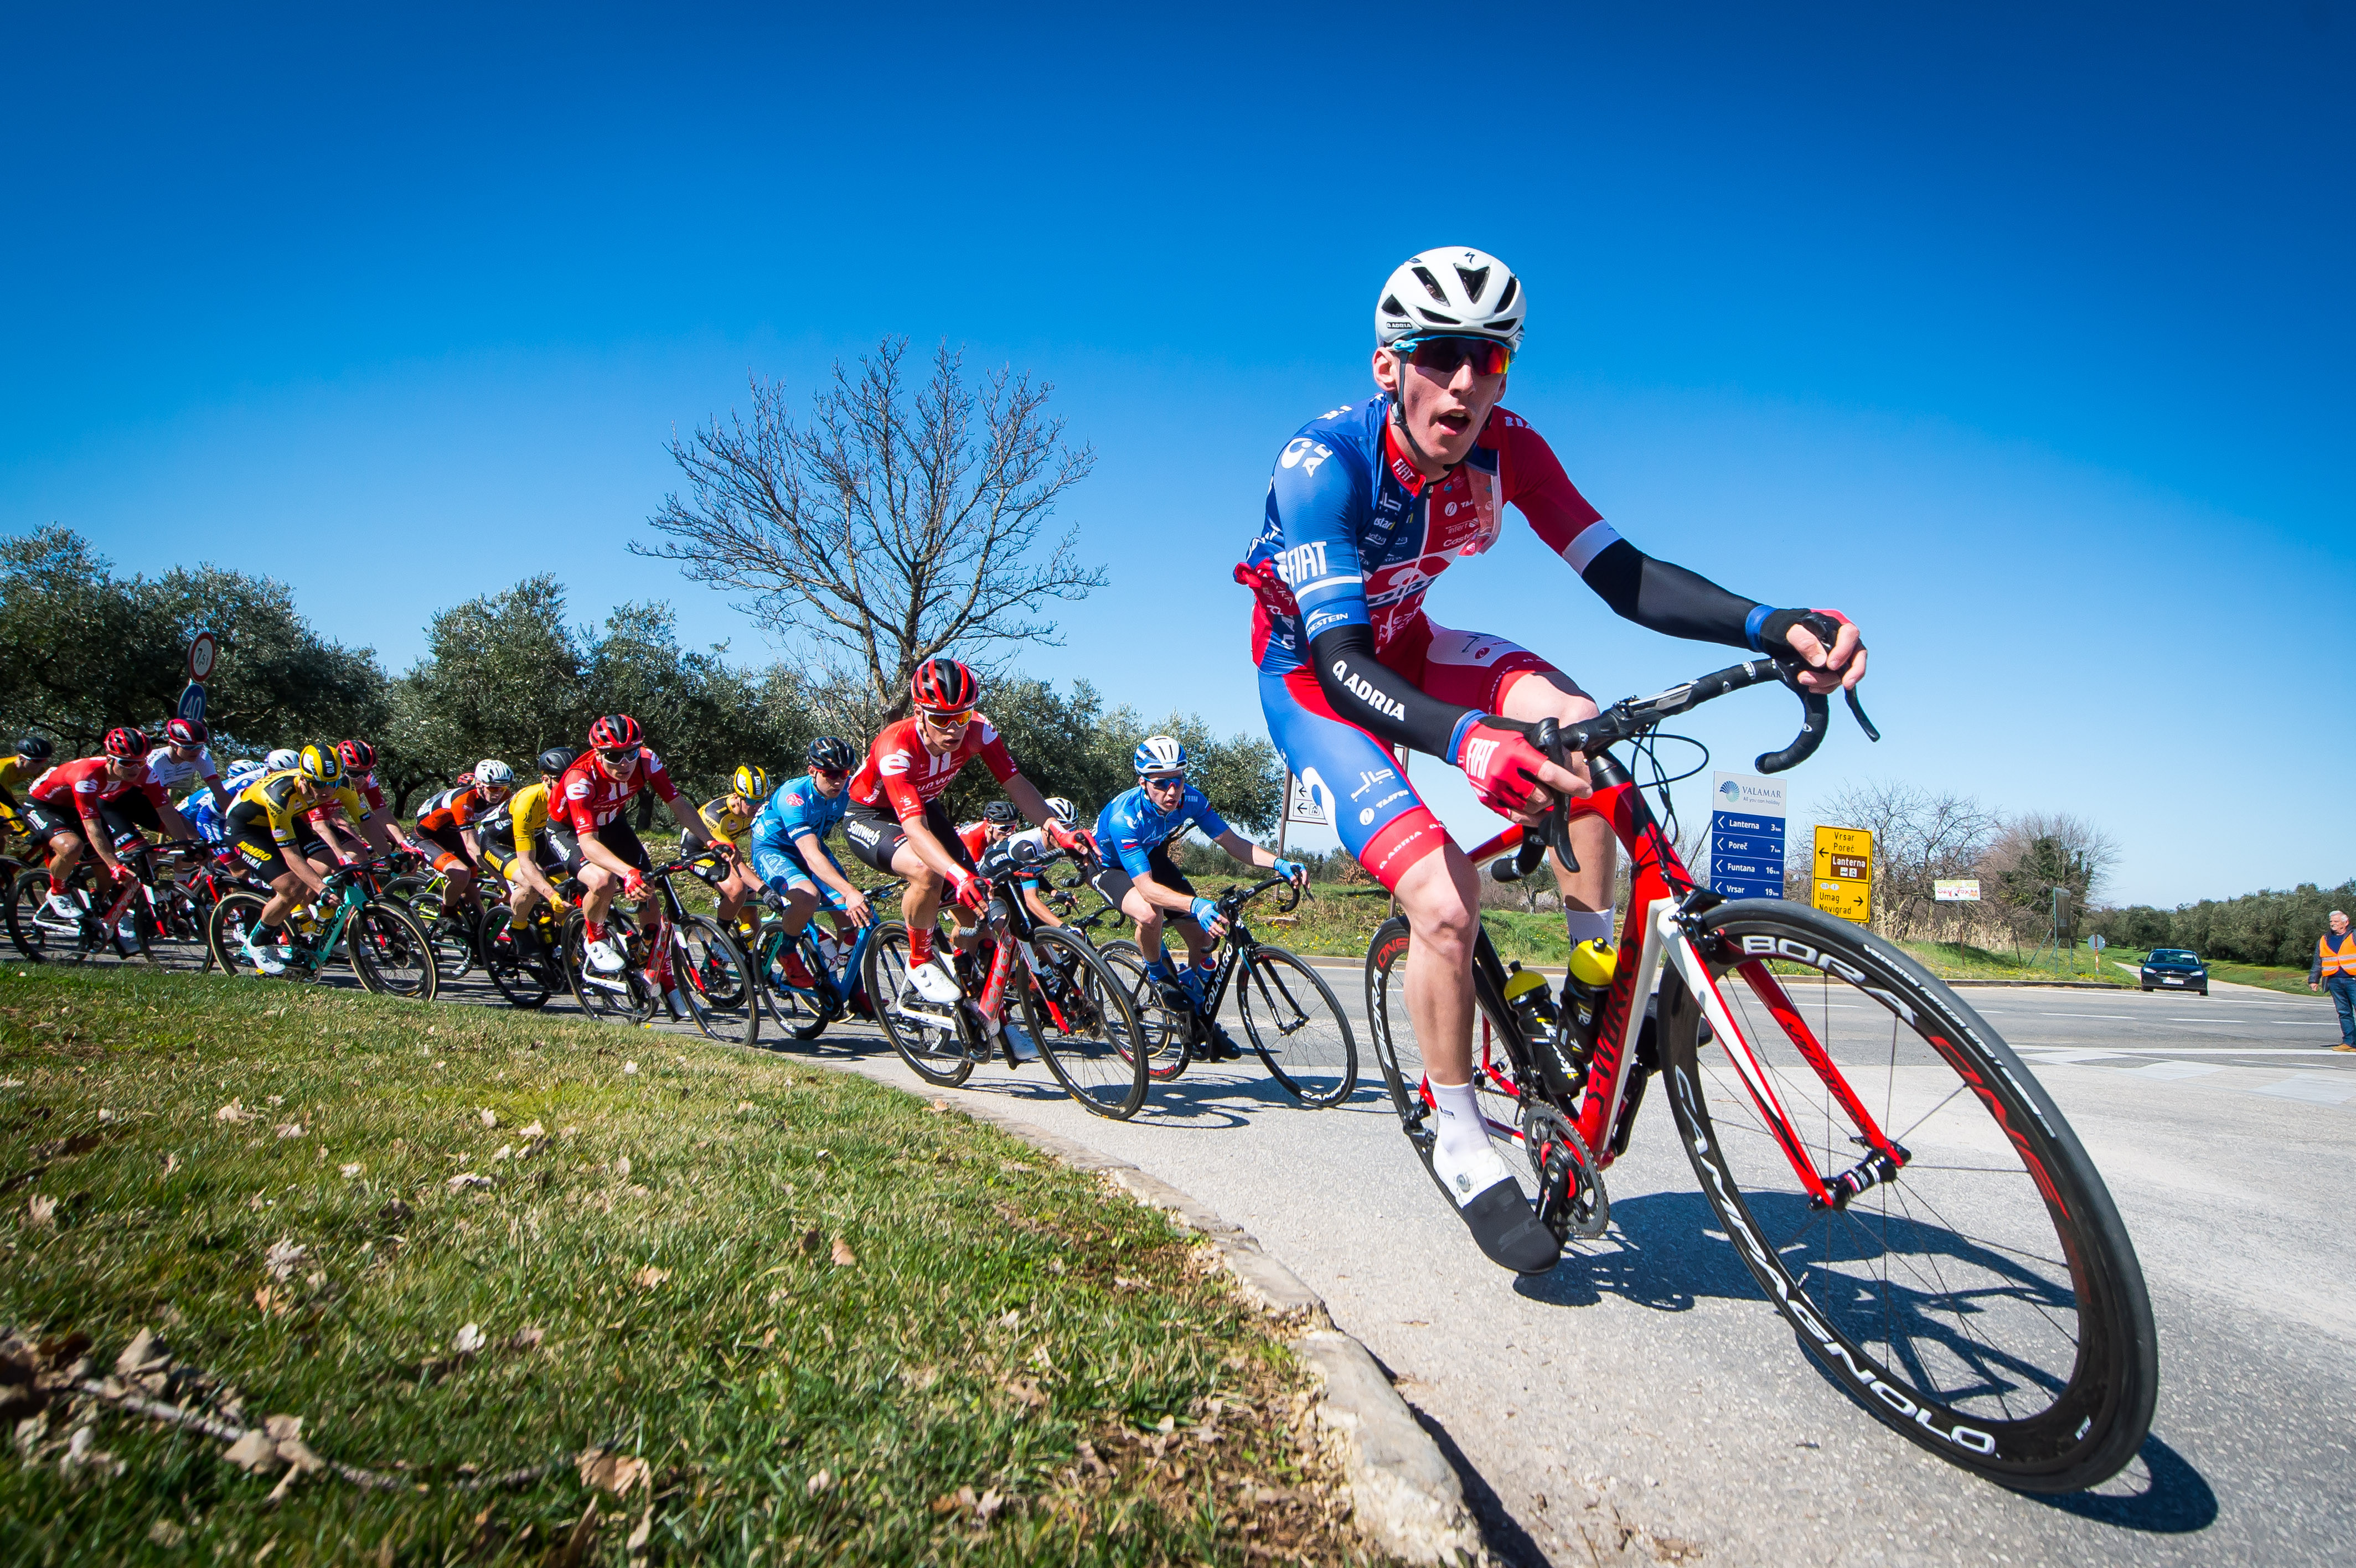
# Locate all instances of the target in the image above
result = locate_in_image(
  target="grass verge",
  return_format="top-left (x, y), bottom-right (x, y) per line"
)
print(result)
top-left (1, 966), bottom-right (1377, 1565)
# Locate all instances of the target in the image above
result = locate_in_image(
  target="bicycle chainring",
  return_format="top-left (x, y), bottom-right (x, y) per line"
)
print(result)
top-left (1521, 1101), bottom-right (1608, 1241)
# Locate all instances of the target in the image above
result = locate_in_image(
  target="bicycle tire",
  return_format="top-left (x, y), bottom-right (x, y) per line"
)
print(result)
top-left (205, 891), bottom-right (282, 979)
top-left (1019, 925), bottom-right (1149, 1119)
top-left (755, 928), bottom-right (834, 1042)
top-left (1236, 944), bottom-right (1357, 1107)
top-left (861, 922), bottom-right (976, 1088)
top-left (7, 867), bottom-right (60, 963)
top-left (673, 915), bottom-right (759, 1047)
top-left (1661, 899), bottom-right (2156, 1493)
top-left (564, 912), bottom-right (658, 1027)
top-left (1096, 938), bottom-right (1191, 1081)
top-left (476, 904), bottom-right (553, 1010)
top-left (347, 902), bottom-right (438, 1001)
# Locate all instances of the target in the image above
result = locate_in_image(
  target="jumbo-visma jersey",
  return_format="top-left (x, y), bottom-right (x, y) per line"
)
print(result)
top-left (1239, 397), bottom-right (1619, 675)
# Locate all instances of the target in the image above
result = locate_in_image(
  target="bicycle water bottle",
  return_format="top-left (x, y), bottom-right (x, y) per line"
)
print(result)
top-left (1561, 939), bottom-right (1618, 1063)
top-left (1502, 962), bottom-right (1558, 1042)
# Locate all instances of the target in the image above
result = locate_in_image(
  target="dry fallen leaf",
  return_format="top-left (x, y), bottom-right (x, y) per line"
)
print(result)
top-left (519, 1121), bottom-right (545, 1139)
top-left (339, 1163), bottom-right (363, 1178)
top-left (929, 1098), bottom-right (949, 1114)
top-left (27, 1194), bottom-right (57, 1228)
top-left (264, 1413), bottom-right (302, 1441)
top-left (489, 1145), bottom-right (513, 1163)
top-left (214, 1100), bottom-right (247, 1122)
top-left (163, 1153), bottom-right (179, 1176)
top-left (805, 1468), bottom-right (833, 1496)
top-left (264, 1239), bottom-right (308, 1280)
top-left (1003, 1376), bottom-right (1046, 1409)
top-left (829, 1237), bottom-right (857, 1268)
top-left (275, 1123), bottom-right (304, 1140)
top-left (626, 1506), bottom-right (653, 1552)
top-left (510, 1326), bottom-right (545, 1352)
top-left (1076, 1438), bottom-right (1108, 1476)
top-left (623, 1061), bottom-right (638, 1076)
top-left (577, 1448), bottom-right (650, 1495)
top-left (448, 1173), bottom-right (491, 1191)
top-left (223, 1429), bottom-right (280, 1473)
top-left (452, 1323), bottom-right (486, 1355)
top-left (997, 1310), bottom-right (1021, 1331)
top-left (974, 1488), bottom-right (1004, 1523)
top-left (633, 1265), bottom-right (670, 1290)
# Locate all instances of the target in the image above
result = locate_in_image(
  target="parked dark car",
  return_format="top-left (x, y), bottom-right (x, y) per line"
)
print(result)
top-left (2140, 949), bottom-right (2208, 996)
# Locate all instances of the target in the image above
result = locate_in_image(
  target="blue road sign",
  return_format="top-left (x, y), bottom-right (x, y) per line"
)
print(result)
top-left (177, 682), bottom-right (206, 723)
top-left (1710, 776), bottom-right (1786, 899)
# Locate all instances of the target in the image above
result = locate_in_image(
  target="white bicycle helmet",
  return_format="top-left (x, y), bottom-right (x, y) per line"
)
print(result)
top-left (265, 748), bottom-right (299, 772)
top-left (1376, 247), bottom-right (1526, 349)
top-left (474, 758), bottom-right (515, 789)
top-left (1043, 795), bottom-right (1077, 823)
top-left (1134, 736), bottom-right (1187, 777)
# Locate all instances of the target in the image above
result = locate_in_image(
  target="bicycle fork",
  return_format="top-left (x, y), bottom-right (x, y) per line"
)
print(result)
top-left (1629, 898), bottom-right (1909, 1210)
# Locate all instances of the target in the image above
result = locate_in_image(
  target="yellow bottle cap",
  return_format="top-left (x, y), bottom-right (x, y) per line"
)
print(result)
top-left (1569, 939), bottom-right (1618, 989)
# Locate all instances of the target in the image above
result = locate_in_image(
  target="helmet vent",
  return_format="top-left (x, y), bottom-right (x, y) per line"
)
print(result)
top-left (1409, 265), bottom-right (1446, 301)
top-left (1494, 275), bottom-right (1519, 315)
top-left (1380, 293), bottom-right (1407, 319)
top-left (1455, 264), bottom-right (1490, 301)
top-left (1421, 310), bottom-right (1461, 326)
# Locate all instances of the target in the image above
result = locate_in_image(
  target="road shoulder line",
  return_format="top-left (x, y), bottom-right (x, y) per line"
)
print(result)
top-left (926, 1090), bottom-right (1489, 1566)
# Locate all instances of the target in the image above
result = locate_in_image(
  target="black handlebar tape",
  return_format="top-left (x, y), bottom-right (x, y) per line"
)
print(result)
top-left (1844, 685), bottom-right (1882, 743)
top-left (1532, 718), bottom-right (1582, 876)
top-left (1756, 690), bottom-right (1829, 774)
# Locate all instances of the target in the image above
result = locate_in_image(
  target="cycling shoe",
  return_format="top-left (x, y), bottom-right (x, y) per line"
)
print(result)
top-left (1455, 1178), bottom-right (1562, 1274)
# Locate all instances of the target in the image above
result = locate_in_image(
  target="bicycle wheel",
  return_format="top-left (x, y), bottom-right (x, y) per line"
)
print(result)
top-left (756, 929), bottom-right (834, 1043)
top-left (1019, 926), bottom-right (1149, 1120)
top-left (7, 867), bottom-right (64, 962)
top-left (206, 891), bottom-right (282, 979)
top-left (564, 912), bottom-right (658, 1027)
top-left (346, 902), bottom-right (439, 1001)
top-left (1661, 899), bottom-right (2157, 1493)
top-left (1236, 944), bottom-right (1357, 1108)
top-left (476, 905), bottom-right (552, 1010)
top-left (1097, 938), bottom-right (1190, 1081)
top-left (151, 877), bottom-right (214, 972)
top-left (861, 922), bottom-right (975, 1088)
top-left (673, 915), bottom-right (759, 1047)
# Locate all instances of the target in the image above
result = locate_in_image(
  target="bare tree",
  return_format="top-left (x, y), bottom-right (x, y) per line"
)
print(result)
top-left (1815, 780), bottom-right (2003, 941)
top-left (637, 338), bottom-right (1106, 719)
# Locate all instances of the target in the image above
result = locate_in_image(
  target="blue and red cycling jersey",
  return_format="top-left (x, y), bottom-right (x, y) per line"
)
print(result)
top-left (1092, 784), bottom-right (1231, 878)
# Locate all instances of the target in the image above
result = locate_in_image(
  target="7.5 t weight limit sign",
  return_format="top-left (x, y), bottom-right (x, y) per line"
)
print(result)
top-left (1814, 826), bottom-right (1873, 924)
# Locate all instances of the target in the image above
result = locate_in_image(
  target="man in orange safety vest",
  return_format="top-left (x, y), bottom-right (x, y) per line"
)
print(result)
top-left (2312, 909), bottom-right (2356, 1051)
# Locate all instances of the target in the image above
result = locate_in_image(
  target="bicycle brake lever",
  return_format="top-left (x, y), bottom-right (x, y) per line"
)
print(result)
top-left (1530, 718), bottom-right (1580, 876)
top-left (1844, 685), bottom-right (1880, 742)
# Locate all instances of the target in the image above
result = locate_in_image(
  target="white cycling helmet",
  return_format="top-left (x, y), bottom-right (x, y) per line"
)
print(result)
top-left (474, 758), bottom-right (515, 789)
top-left (1043, 795), bottom-right (1077, 823)
top-left (265, 748), bottom-right (299, 772)
top-left (1376, 247), bottom-right (1526, 350)
top-left (1134, 736), bottom-right (1187, 777)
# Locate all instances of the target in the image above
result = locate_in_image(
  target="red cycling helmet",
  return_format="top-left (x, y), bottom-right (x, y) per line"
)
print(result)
top-left (104, 726), bottom-right (150, 760)
top-left (336, 738), bottom-right (376, 772)
top-left (587, 713), bottom-right (643, 752)
top-left (910, 657), bottom-right (980, 715)
top-left (163, 716), bottom-right (208, 746)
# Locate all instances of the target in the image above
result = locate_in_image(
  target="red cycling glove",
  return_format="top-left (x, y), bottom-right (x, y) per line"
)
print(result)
top-left (1453, 716), bottom-right (1555, 817)
top-left (1047, 821), bottom-right (1092, 858)
top-left (621, 871), bottom-right (649, 901)
top-left (947, 866), bottom-right (990, 913)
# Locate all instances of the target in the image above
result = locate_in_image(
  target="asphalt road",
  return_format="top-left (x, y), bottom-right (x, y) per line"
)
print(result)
top-left (226, 929), bottom-right (2356, 1566)
top-left (809, 967), bottom-right (2356, 1567)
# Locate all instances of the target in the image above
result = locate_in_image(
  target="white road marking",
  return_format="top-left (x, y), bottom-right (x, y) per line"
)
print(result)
top-left (2252, 1075), bottom-right (2356, 1106)
top-left (2122, 1060), bottom-right (2223, 1080)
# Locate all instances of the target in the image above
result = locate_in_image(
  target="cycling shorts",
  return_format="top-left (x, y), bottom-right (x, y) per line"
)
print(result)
top-left (1087, 844), bottom-right (1195, 915)
top-left (559, 819), bottom-right (649, 878)
top-left (20, 800), bottom-right (86, 846)
top-left (97, 792), bottom-right (165, 842)
top-left (1258, 614), bottom-right (1583, 891)
top-left (233, 816), bottom-right (327, 884)
top-left (843, 798), bottom-right (971, 877)
top-left (480, 833), bottom-right (564, 884)
top-left (416, 821), bottom-right (475, 876)
top-left (748, 830), bottom-right (851, 912)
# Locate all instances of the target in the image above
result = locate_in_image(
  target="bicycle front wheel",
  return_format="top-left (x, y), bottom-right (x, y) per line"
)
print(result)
top-left (1662, 899), bottom-right (2157, 1493)
top-left (347, 902), bottom-right (439, 1001)
top-left (862, 922), bottom-right (975, 1088)
top-left (755, 929), bottom-right (834, 1043)
top-left (1096, 938), bottom-right (1190, 1081)
top-left (1236, 945), bottom-right (1357, 1108)
top-left (1019, 926), bottom-right (1148, 1119)
top-left (674, 916), bottom-right (758, 1047)
top-left (477, 905), bottom-right (552, 1010)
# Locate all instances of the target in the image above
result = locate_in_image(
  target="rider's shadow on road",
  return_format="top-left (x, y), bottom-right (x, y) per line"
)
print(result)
top-left (1510, 1190), bottom-right (1759, 1312)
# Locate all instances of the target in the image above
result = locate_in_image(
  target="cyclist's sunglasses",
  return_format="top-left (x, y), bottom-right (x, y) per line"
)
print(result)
top-left (1395, 335), bottom-right (1512, 377)
top-left (594, 745), bottom-right (638, 762)
top-left (813, 765), bottom-right (849, 781)
top-left (921, 708), bottom-right (974, 729)
top-left (1143, 773), bottom-right (1186, 790)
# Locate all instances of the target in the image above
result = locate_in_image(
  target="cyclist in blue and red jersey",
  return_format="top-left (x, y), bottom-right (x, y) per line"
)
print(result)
top-left (1237, 247), bottom-right (1867, 1274)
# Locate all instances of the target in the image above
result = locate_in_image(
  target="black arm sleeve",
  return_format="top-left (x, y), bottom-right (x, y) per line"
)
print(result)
top-left (1579, 538), bottom-right (1761, 650)
top-left (1305, 624), bottom-right (1474, 760)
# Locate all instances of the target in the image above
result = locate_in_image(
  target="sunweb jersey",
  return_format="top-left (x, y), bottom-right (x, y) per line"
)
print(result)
top-left (32, 757), bottom-right (167, 817)
top-left (551, 747), bottom-right (679, 834)
top-left (849, 716), bottom-right (1018, 822)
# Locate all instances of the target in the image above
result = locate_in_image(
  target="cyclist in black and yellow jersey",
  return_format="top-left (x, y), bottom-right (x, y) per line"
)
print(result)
top-left (0, 736), bottom-right (55, 847)
top-left (476, 746), bottom-right (574, 956)
top-left (225, 744), bottom-right (397, 975)
top-left (686, 765), bottom-right (766, 939)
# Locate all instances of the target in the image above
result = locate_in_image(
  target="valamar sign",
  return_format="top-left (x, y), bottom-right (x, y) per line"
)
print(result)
top-left (1709, 771), bottom-right (1785, 901)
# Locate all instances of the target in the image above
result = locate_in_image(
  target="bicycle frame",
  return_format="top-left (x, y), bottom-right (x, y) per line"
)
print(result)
top-left (1456, 749), bottom-right (1904, 1207)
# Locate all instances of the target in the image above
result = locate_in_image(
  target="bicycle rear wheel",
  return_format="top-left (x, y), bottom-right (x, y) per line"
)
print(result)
top-left (1097, 938), bottom-right (1190, 1081)
top-left (347, 902), bottom-right (438, 1001)
top-left (206, 891), bottom-right (283, 979)
top-left (673, 915), bottom-right (758, 1046)
top-left (1236, 944), bottom-right (1356, 1107)
top-left (5, 868), bottom-right (59, 962)
top-left (477, 905), bottom-right (553, 1009)
top-left (1019, 926), bottom-right (1148, 1119)
top-left (755, 929), bottom-right (834, 1042)
top-left (861, 922), bottom-right (975, 1087)
top-left (563, 912), bottom-right (658, 1026)
top-left (1662, 899), bottom-right (2157, 1493)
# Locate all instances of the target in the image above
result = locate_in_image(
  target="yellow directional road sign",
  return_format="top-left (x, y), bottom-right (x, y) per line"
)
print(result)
top-left (1813, 826), bottom-right (1873, 924)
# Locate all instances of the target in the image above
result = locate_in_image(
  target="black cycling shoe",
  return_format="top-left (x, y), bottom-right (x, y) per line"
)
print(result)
top-left (1455, 1179), bottom-right (1562, 1275)
top-left (1201, 1021), bottom-right (1244, 1062)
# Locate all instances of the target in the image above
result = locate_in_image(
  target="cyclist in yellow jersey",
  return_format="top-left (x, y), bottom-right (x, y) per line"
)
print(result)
top-left (477, 747), bottom-right (574, 955)
top-left (0, 736), bottom-right (55, 845)
top-left (223, 745), bottom-right (396, 974)
top-left (686, 765), bottom-right (766, 937)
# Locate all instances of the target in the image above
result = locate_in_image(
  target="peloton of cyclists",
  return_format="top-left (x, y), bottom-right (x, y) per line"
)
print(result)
top-left (410, 760), bottom-right (516, 919)
top-left (745, 737), bottom-right (874, 990)
top-left (23, 729), bottom-right (200, 927)
top-left (1090, 736), bottom-right (1308, 1062)
top-left (1236, 246), bottom-right (1866, 1272)
top-left (223, 744), bottom-right (400, 974)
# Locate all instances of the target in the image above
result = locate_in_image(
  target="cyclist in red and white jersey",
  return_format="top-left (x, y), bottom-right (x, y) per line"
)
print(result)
top-left (551, 714), bottom-right (720, 973)
top-left (25, 729), bottom-right (197, 923)
top-left (842, 658), bottom-right (1091, 1005)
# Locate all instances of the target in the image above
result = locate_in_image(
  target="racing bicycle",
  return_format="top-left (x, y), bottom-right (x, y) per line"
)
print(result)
top-left (1362, 651), bottom-right (2157, 1493)
top-left (746, 878), bottom-right (902, 1042)
top-left (206, 856), bottom-right (439, 999)
top-left (560, 849), bottom-right (759, 1046)
top-left (864, 839), bottom-right (1149, 1119)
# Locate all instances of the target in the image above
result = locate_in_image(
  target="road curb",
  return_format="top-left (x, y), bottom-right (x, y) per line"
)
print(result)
top-left (928, 1093), bottom-right (1487, 1565)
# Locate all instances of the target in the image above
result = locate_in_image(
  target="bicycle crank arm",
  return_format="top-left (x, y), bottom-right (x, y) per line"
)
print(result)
top-left (578, 972), bottom-right (634, 996)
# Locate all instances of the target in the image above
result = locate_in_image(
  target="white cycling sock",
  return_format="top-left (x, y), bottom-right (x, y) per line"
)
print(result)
top-left (1428, 1078), bottom-right (1512, 1205)
top-left (1564, 908), bottom-right (1615, 949)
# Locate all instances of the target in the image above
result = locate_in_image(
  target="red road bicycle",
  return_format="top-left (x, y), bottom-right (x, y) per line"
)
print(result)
top-left (1363, 654), bottom-right (2157, 1493)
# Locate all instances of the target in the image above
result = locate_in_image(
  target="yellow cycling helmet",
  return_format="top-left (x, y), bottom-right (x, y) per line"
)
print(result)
top-left (731, 764), bottom-right (769, 800)
top-left (297, 744), bottom-right (347, 786)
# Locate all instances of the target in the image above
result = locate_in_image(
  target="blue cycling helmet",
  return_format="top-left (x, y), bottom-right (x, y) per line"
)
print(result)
top-left (1133, 736), bottom-right (1187, 777)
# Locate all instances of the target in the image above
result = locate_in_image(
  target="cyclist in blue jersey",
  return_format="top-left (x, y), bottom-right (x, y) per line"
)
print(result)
top-left (747, 736), bottom-right (873, 988)
top-left (1236, 248), bottom-right (1867, 1274)
top-left (180, 756), bottom-right (272, 845)
top-left (1090, 736), bottom-right (1307, 1060)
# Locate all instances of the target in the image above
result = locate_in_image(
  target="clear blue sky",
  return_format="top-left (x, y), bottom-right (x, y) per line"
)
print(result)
top-left (3, 3), bottom-right (2348, 906)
